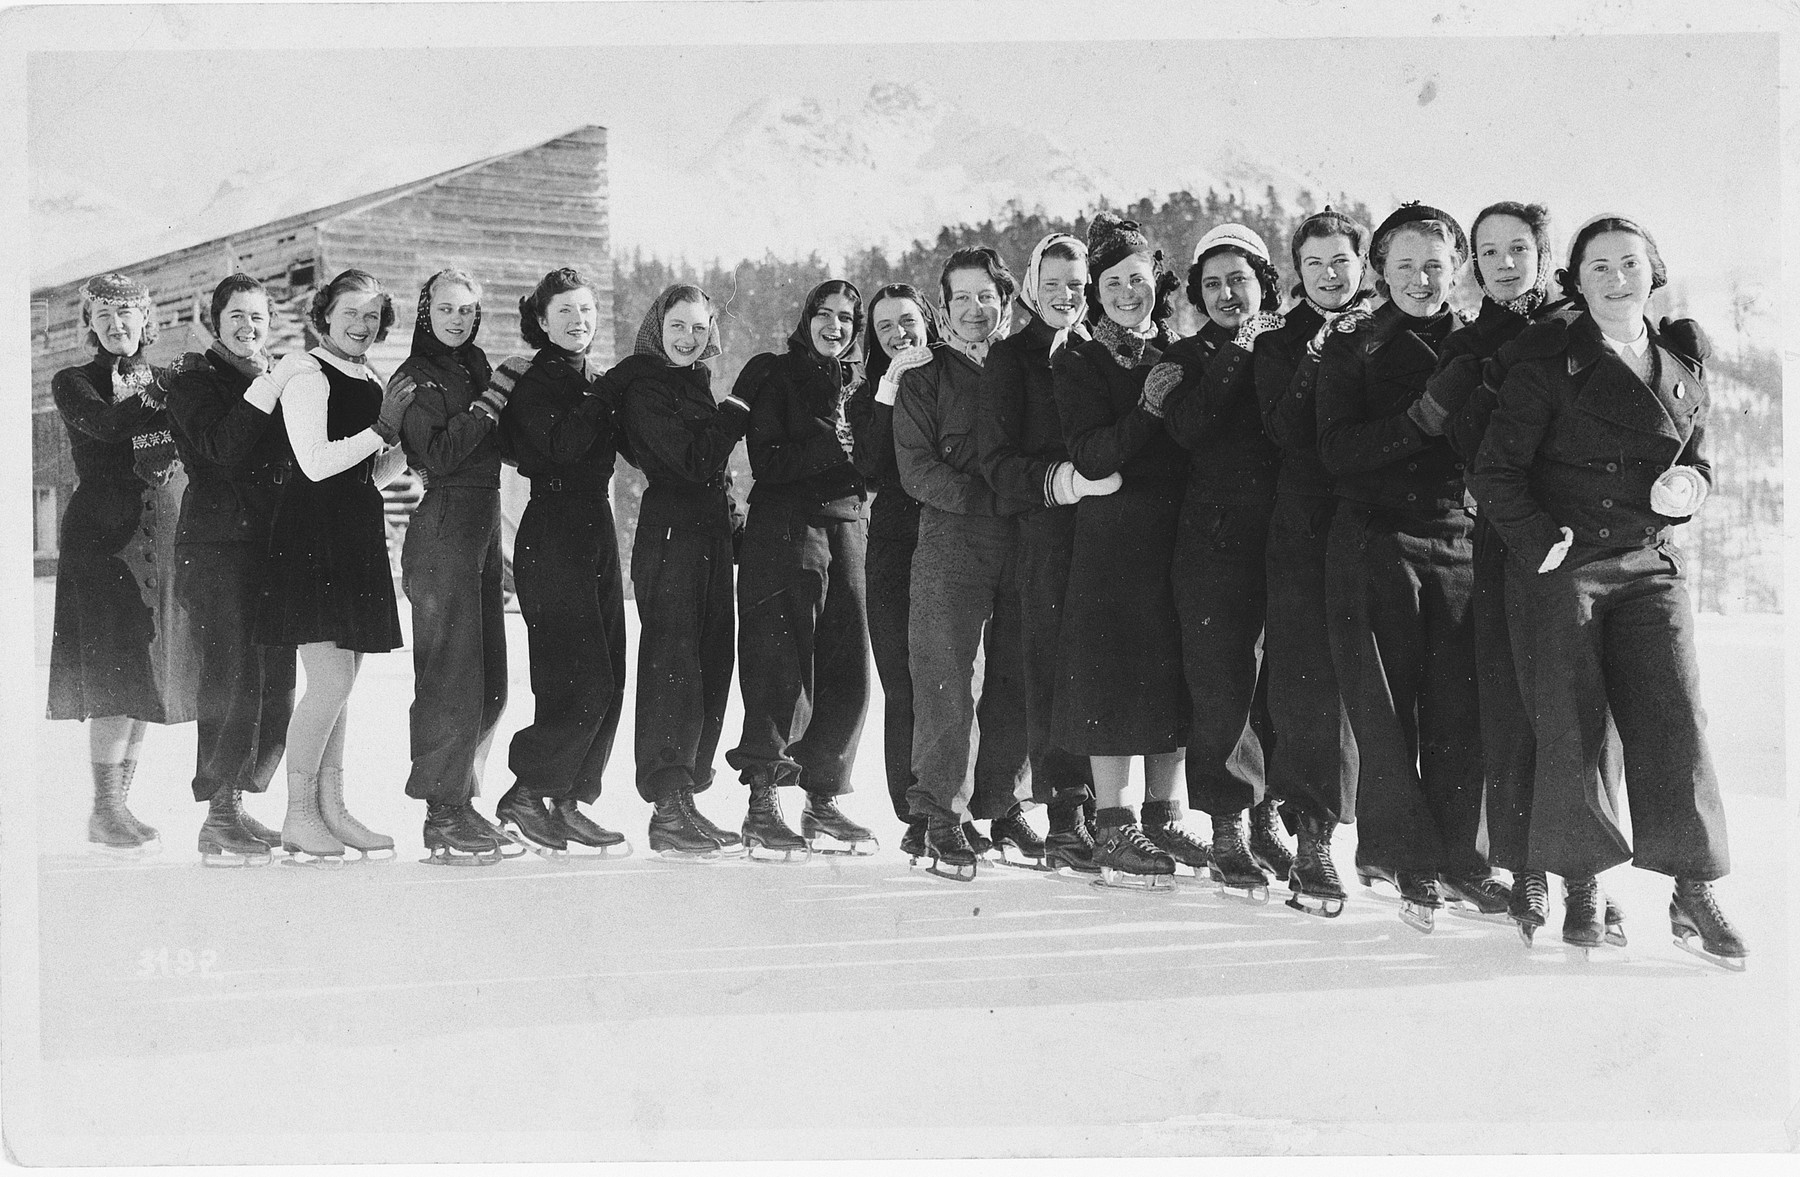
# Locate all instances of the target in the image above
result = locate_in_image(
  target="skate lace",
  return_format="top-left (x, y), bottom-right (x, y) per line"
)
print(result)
top-left (1121, 823), bottom-right (1162, 857)
top-left (1520, 872), bottom-right (1549, 907)
top-left (1306, 842), bottom-right (1341, 888)
top-left (1681, 883), bottom-right (1734, 931)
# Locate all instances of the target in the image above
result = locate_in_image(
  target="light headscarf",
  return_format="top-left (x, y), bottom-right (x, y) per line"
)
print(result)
top-left (1021, 232), bottom-right (1087, 320)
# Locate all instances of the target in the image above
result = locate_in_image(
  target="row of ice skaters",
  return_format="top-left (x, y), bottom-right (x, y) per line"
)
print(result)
top-left (47, 200), bottom-right (1744, 972)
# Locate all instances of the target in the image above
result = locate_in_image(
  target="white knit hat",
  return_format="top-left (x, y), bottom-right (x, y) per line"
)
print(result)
top-left (1192, 224), bottom-right (1271, 266)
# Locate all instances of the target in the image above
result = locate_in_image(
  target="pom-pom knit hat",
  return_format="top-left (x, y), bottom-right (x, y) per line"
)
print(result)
top-left (1087, 212), bottom-right (1161, 279)
top-left (1192, 224), bottom-right (1271, 267)
top-left (1372, 201), bottom-right (1469, 263)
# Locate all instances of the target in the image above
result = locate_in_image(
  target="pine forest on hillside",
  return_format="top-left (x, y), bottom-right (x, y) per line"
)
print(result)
top-left (609, 187), bottom-right (1782, 613)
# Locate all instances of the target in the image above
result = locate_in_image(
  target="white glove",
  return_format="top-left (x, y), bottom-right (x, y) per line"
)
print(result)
top-left (1650, 465), bottom-right (1708, 518)
top-left (1537, 526), bottom-right (1575, 574)
top-left (1049, 462), bottom-right (1124, 506)
top-left (877, 345), bottom-right (933, 405)
top-left (1232, 311), bottom-right (1284, 351)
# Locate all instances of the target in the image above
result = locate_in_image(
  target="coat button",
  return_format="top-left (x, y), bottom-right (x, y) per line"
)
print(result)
top-left (1602, 498), bottom-right (1613, 508)
top-left (1644, 526), bottom-right (1656, 535)
top-left (1599, 528), bottom-right (1611, 538)
top-left (1606, 462), bottom-right (1618, 473)
top-left (1454, 462), bottom-right (1465, 471)
top-left (1406, 462), bottom-right (1418, 472)
top-left (1405, 492), bottom-right (1417, 502)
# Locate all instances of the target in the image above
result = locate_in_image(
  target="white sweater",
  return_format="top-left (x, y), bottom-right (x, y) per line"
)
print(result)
top-left (262, 348), bottom-right (406, 487)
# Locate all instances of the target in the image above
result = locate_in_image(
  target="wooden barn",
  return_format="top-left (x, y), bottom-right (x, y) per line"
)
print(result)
top-left (30, 125), bottom-right (613, 575)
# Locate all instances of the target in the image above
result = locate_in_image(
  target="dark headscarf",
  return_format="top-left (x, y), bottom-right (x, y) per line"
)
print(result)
top-left (634, 284), bottom-right (722, 366)
top-left (410, 269), bottom-right (491, 391)
top-left (788, 279), bottom-right (865, 366)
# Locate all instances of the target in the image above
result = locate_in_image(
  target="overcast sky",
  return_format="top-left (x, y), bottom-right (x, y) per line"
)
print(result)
top-left (11, 2), bottom-right (1786, 316)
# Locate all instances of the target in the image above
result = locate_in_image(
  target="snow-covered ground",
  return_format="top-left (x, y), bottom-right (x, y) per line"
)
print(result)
top-left (9, 581), bottom-right (1794, 1164)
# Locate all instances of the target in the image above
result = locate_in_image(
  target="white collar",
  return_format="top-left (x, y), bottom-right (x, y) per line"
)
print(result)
top-left (310, 345), bottom-right (378, 380)
top-left (1599, 325), bottom-right (1649, 359)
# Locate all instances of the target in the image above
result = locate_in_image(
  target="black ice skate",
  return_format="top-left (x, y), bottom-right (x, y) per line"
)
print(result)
top-left (230, 789), bottom-right (283, 851)
top-left (801, 792), bottom-right (878, 856)
top-left (461, 800), bottom-right (528, 859)
top-left (1285, 813), bottom-right (1346, 918)
top-left (1043, 803), bottom-right (1099, 875)
top-left (1560, 874), bottom-right (1616, 958)
top-left (1510, 869), bottom-right (1549, 946)
top-left (421, 799), bottom-right (505, 866)
top-left (989, 804), bottom-right (1048, 870)
top-left (1396, 870), bottom-right (1441, 933)
top-left (1670, 879), bottom-right (1747, 971)
top-left (683, 790), bottom-right (745, 858)
top-left (742, 782), bottom-right (809, 864)
top-left (1248, 798), bottom-right (1294, 880)
top-left (1440, 870), bottom-right (1513, 924)
top-left (900, 817), bottom-right (929, 865)
top-left (89, 762), bottom-right (159, 856)
top-left (495, 785), bottom-right (570, 859)
top-left (648, 790), bottom-right (728, 862)
top-left (553, 799), bottom-right (632, 858)
top-left (923, 816), bottom-right (979, 882)
top-left (317, 768), bottom-right (396, 862)
top-left (198, 787), bottom-right (273, 868)
top-left (1140, 800), bottom-right (1210, 878)
top-left (962, 821), bottom-right (995, 858)
top-left (1208, 811), bottom-right (1271, 903)
top-left (1091, 807), bottom-right (1176, 894)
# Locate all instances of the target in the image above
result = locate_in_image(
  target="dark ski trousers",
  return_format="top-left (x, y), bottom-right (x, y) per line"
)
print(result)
top-left (1016, 505), bottom-right (1092, 809)
top-left (401, 486), bottom-right (508, 803)
top-left (631, 524), bottom-right (735, 802)
top-left (1263, 492), bottom-right (1357, 825)
top-left (727, 501), bottom-right (869, 795)
top-left (1506, 541), bottom-right (1729, 881)
top-left (1326, 503), bottom-right (1485, 874)
top-left (905, 507), bottom-right (1030, 825)
top-left (176, 542), bottom-right (295, 800)
top-left (1474, 516), bottom-right (1624, 870)
top-left (507, 489), bottom-right (626, 804)
top-left (1174, 498), bottom-right (1275, 817)
top-left (865, 498), bottom-right (919, 820)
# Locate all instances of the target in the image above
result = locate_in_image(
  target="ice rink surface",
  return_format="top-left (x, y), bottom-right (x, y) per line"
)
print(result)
top-left (8, 586), bottom-right (1794, 1165)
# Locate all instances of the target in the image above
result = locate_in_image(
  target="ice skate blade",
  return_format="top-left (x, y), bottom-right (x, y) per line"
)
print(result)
top-left (339, 845), bottom-right (397, 863)
top-left (1285, 892), bottom-right (1344, 918)
top-left (924, 859), bottom-right (978, 882)
top-left (1214, 879), bottom-right (1271, 905)
top-left (199, 844), bottom-right (273, 868)
top-left (565, 840), bottom-right (634, 860)
top-left (745, 842), bottom-right (811, 865)
top-left (1672, 931), bottom-right (1747, 972)
top-left (993, 845), bottom-right (1051, 871)
top-left (1092, 868), bottom-right (1175, 893)
top-left (1514, 920), bottom-right (1542, 948)
top-left (1399, 902), bottom-right (1437, 933)
top-left (89, 838), bottom-right (161, 858)
top-left (420, 846), bottom-right (505, 867)
top-left (652, 845), bottom-right (727, 863)
top-left (280, 848), bottom-right (346, 868)
top-left (806, 832), bottom-right (879, 857)
top-left (1444, 900), bottom-right (1512, 924)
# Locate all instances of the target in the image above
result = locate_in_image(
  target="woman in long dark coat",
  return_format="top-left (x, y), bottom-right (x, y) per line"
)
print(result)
top-left (847, 283), bottom-right (939, 857)
top-left (1470, 215), bottom-right (1745, 968)
top-left (1418, 202), bottom-right (1623, 944)
top-left (392, 268), bottom-right (519, 864)
top-left (1050, 213), bottom-right (1186, 891)
top-left (725, 281), bottom-right (873, 863)
top-left (166, 273), bottom-right (292, 864)
top-left (1256, 209), bottom-right (1372, 915)
top-left (1157, 223), bottom-right (1291, 897)
top-left (254, 268), bottom-right (414, 863)
top-left (48, 272), bottom-right (198, 852)
top-left (1316, 203), bottom-right (1496, 932)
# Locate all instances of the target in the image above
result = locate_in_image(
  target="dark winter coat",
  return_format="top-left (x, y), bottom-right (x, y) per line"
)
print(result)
top-left (978, 311), bottom-right (1083, 509)
top-left (1052, 333), bottom-right (1189, 488)
top-left (1255, 302), bottom-right (1332, 498)
top-left (846, 366), bottom-right (919, 542)
top-left (1316, 301), bottom-right (1467, 516)
top-left (499, 347), bottom-right (621, 494)
top-left (1163, 318), bottom-right (1282, 506)
top-left (1427, 297), bottom-right (1578, 463)
top-left (166, 349), bottom-right (293, 544)
top-left (738, 329), bottom-right (867, 521)
top-left (1470, 313), bottom-right (1711, 568)
top-left (619, 353), bottom-right (750, 538)
top-left (396, 344), bottom-right (501, 490)
top-left (895, 342), bottom-right (1033, 517)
